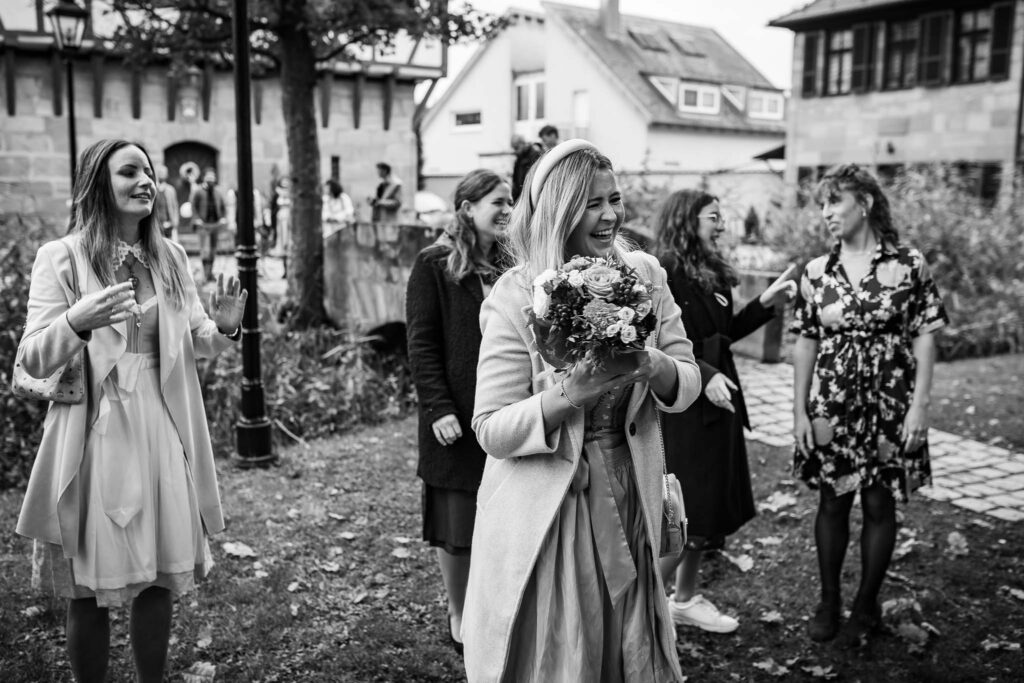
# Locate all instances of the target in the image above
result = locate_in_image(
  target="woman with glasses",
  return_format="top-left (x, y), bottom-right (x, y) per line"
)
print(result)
top-left (653, 189), bottom-right (796, 633)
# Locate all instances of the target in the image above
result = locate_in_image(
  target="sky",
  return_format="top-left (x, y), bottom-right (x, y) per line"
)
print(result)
top-left (419, 0), bottom-right (810, 104)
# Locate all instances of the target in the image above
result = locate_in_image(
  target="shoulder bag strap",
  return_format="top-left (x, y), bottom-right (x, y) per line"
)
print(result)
top-left (61, 239), bottom-right (81, 303)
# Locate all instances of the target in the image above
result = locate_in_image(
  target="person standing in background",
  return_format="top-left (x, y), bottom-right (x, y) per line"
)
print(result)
top-left (153, 164), bottom-right (179, 241)
top-left (510, 135), bottom-right (542, 203)
top-left (369, 162), bottom-right (403, 225)
top-left (189, 168), bottom-right (227, 282)
top-left (322, 179), bottom-right (355, 239)
top-left (538, 124), bottom-right (560, 151)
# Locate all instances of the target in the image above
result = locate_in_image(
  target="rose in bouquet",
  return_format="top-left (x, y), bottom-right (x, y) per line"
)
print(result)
top-left (529, 256), bottom-right (657, 371)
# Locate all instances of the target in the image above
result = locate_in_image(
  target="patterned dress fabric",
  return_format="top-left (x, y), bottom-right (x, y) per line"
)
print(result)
top-left (790, 242), bottom-right (948, 502)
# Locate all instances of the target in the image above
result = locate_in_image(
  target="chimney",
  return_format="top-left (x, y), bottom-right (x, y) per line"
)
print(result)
top-left (600, 0), bottom-right (621, 40)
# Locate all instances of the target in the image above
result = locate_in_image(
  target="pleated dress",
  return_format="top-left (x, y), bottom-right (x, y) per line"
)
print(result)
top-left (34, 296), bottom-right (212, 608)
top-left (502, 387), bottom-right (683, 683)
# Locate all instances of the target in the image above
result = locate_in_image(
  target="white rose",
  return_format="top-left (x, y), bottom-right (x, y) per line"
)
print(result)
top-left (617, 306), bottom-right (636, 323)
top-left (567, 270), bottom-right (585, 288)
top-left (619, 325), bottom-right (638, 343)
top-left (533, 269), bottom-right (558, 288)
top-left (605, 322), bottom-right (622, 338)
top-left (533, 287), bottom-right (551, 318)
top-left (635, 300), bottom-right (653, 318)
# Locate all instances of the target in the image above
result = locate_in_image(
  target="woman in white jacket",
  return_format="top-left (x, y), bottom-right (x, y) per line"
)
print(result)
top-left (15, 139), bottom-right (246, 682)
top-left (463, 140), bottom-right (701, 682)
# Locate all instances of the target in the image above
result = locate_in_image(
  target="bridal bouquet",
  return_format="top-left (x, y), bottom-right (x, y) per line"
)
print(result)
top-left (529, 256), bottom-right (657, 370)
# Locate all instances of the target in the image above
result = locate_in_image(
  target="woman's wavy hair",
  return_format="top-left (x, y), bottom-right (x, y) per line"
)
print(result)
top-left (653, 189), bottom-right (737, 292)
top-left (814, 163), bottom-right (899, 246)
top-left (506, 146), bottom-right (628, 278)
top-left (69, 139), bottom-right (188, 309)
top-left (431, 169), bottom-right (508, 282)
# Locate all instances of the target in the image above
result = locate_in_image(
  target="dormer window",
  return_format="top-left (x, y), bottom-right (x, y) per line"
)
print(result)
top-left (648, 76), bottom-right (720, 115)
top-left (748, 91), bottom-right (784, 119)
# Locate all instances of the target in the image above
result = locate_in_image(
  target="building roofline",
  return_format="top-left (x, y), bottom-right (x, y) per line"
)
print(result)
top-left (768, 0), bottom-right (930, 30)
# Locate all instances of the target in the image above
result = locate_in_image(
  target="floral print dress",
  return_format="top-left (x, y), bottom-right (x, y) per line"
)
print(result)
top-left (791, 242), bottom-right (948, 502)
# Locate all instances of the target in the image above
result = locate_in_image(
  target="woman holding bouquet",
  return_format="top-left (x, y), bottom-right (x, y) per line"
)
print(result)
top-left (653, 190), bottom-right (796, 633)
top-left (406, 169), bottom-right (512, 654)
top-left (462, 139), bottom-right (701, 682)
top-left (15, 139), bottom-right (245, 682)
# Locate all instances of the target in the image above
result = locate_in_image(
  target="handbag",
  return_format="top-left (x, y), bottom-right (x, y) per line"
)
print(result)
top-left (11, 240), bottom-right (86, 404)
top-left (660, 471), bottom-right (686, 557)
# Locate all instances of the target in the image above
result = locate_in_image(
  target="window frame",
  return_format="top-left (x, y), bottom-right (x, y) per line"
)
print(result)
top-left (825, 28), bottom-right (854, 95)
top-left (884, 18), bottom-right (920, 90)
top-left (678, 82), bottom-right (720, 114)
top-left (513, 72), bottom-right (546, 123)
top-left (954, 7), bottom-right (994, 83)
top-left (452, 110), bottom-right (483, 132)
top-left (747, 90), bottom-right (784, 119)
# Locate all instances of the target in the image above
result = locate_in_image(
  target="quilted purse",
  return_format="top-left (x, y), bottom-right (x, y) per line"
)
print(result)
top-left (11, 240), bottom-right (86, 404)
top-left (660, 471), bottom-right (686, 557)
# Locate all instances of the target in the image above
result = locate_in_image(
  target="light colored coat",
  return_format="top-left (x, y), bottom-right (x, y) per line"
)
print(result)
top-left (15, 235), bottom-right (233, 557)
top-left (464, 250), bottom-right (701, 682)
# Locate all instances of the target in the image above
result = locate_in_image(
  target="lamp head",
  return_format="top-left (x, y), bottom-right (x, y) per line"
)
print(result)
top-left (46, 0), bottom-right (89, 52)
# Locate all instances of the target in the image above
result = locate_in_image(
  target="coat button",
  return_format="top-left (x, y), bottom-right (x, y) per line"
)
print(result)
top-left (628, 423), bottom-right (637, 436)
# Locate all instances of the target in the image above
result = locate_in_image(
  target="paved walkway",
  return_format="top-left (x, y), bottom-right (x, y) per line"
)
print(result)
top-left (735, 357), bottom-right (1024, 523)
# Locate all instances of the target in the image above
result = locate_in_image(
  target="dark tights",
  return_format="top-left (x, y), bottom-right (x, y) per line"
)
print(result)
top-left (814, 484), bottom-right (896, 613)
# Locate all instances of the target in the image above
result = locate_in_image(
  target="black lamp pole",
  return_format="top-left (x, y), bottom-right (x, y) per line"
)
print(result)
top-left (65, 58), bottom-right (78, 185)
top-left (46, 0), bottom-right (88, 190)
top-left (232, 0), bottom-right (275, 467)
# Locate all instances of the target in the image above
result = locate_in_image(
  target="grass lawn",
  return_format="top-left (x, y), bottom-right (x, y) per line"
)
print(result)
top-left (2, 413), bottom-right (1023, 682)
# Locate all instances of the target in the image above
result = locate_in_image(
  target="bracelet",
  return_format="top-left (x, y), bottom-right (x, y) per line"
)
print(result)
top-left (221, 325), bottom-right (242, 341)
top-left (560, 378), bottom-right (582, 410)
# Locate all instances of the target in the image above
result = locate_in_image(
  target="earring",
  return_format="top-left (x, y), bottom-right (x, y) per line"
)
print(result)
top-left (861, 209), bottom-right (867, 218)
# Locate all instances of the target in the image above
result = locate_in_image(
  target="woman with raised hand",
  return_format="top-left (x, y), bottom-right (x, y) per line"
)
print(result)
top-left (792, 164), bottom-right (947, 647)
top-left (653, 190), bottom-right (796, 634)
top-left (15, 139), bottom-right (246, 682)
top-left (406, 169), bottom-right (512, 654)
top-left (462, 140), bottom-right (701, 682)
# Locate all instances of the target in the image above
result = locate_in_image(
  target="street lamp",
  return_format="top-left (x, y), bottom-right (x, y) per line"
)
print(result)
top-left (46, 0), bottom-right (89, 188)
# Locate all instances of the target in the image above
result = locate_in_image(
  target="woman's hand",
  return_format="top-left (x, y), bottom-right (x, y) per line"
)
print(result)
top-left (759, 264), bottom-right (798, 307)
top-left (901, 401), bottom-right (930, 452)
top-left (209, 273), bottom-right (248, 334)
top-left (432, 414), bottom-right (463, 446)
top-left (704, 372), bottom-right (737, 413)
top-left (561, 352), bottom-right (647, 408)
top-left (67, 282), bottom-right (136, 333)
top-left (793, 411), bottom-right (814, 456)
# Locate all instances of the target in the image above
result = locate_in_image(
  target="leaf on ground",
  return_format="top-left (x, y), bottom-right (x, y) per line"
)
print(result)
top-left (196, 627), bottom-right (213, 650)
top-left (755, 536), bottom-right (783, 546)
top-left (393, 536), bottom-right (412, 544)
top-left (945, 531), bottom-right (969, 558)
top-left (254, 570), bottom-right (269, 579)
top-left (758, 491), bottom-right (798, 513)
top-left (327, 512), bottom-right (346, 522)
top-left (286, 508), bottom-right (301, 519)
top-left (21, 605), bottom-right (43, 618)
top-left (802, 664), bottom-right (838, 679)
top-left (287, 581), bottom-right (302, 592)
top-left (351, 589), bottom-right (368, 604)
top-left (290, 603), bottom-right (300, 617)
top-left (722, 552), bottom-right (754, 572)
top-left (981, 636), bottom-right (1021, 652)
top-left (759, 610), bottom-right (783, 624)
top-left (752, 658), bottom-right (789, 676)
top-left (999, 585), bottom-right (1024, 601)
top-left (970, 518), bottom-right (995, 529)
top-left (221, 541), bottom-right (256, 559)
top-left (340, 532), bottom-right (357, 541)
top-left (181, 661), bottom-right (216, 683)
top-left (320, 561), bottom-right (341, 573)
top-left (391, 547), bottom-right (412, 559)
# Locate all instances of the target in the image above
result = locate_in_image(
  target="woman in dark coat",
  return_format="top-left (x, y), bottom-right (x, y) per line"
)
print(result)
top-left (405, 169), bottom-right (511, 653)
top-left (654, 190), bottom-right (796, 633)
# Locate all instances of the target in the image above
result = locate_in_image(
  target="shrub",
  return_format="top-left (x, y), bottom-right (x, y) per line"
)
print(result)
top-left (765, 167), bottom-right (1024, 361)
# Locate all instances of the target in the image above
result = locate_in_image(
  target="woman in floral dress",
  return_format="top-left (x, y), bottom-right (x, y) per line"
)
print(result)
top-left (792, 164), bottom-right (947, 646)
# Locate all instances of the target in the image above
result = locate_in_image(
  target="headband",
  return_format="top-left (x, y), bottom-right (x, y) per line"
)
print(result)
top-left (529, 138), bottom-right (598, 211)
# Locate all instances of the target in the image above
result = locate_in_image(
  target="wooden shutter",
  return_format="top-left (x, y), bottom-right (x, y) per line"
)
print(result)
top-left (801, 31), bottom-right (822, 97)
top-left (851, 23), bottom-right (875, 92)
top-left (990, 2), bottom-right (1015, 80)
top-left (918, 11), bottom-right (952, 86)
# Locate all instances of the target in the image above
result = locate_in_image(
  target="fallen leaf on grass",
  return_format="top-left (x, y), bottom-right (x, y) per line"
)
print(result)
top-left (320, 561), bottom-right (341, 573)
top-left (21, 605), bottom-right (43, 618)
top-left (802, 664), bottom-right (838, 679)
top-left (181, 661), bottom-right (216, 683)
top-left (327, 512), bottom-right (346, 522)
top-left (981, 636), bottom-right (1021, 652)
top-left (759, 610), bottom-right (783, 624)
top-left (196, 627), bottom-right (213, 650)
top-left (339, 532), bottom-right (357, 541)
top-left (752, 658), bottom-right (789, 677)
top-left (254, 570), bottom-right (269, 579)
top-left (290, 603), bottom-right (300, 617)
top-left (391, 547), bottom-right (412, 559)
top-left (351, 589), bottom-right (368, 604)
top-left (393, 536), bottom-right (412, 544)
top-left (755, 536), bottom-right (783, 546)
top-left (758, 492), bottom-right (798, 513)
top-left (999, 585), bottom-right (1024, 601)
top-left (945, 531), bottom-right (969, 558)
top-left (286, 508), bottom-right (301, 519)
top-left (722, 552), bottom-right (754, 572)
top-left (287, 581), bottom-right (302, 592)
top-left (221, 541), bottom-right (256, 559)
top-left (970, 518), bottom-right (995, 529)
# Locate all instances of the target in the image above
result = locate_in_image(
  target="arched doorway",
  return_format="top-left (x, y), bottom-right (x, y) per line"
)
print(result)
top-left (163, 141), bottom-right (219, 233)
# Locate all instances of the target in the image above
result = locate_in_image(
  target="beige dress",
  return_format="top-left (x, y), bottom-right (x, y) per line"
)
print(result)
top-left (34, 296), bottom-right (212, 607)
top-left (502, 386), bottom-right (682, 682)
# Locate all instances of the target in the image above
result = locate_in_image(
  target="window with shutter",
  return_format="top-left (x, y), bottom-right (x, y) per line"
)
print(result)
top-left (851, 23), bottom-right (874, 92)
top-left (802, 32), bottom-right (820, 97)
top-left (990, 2), bottom-right (1015, 80)
top-left (885, 19), bottom-right (919, 89)
top-left (827, 29), bottom-right (854, 94)
top-left (955, 7), bottom-right (994, 83)
top-left (919, 11), bottom-right (952, 85)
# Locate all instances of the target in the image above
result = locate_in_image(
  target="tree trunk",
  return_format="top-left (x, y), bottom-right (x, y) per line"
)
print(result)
top-left (278, 0), bottom-right (326, 327)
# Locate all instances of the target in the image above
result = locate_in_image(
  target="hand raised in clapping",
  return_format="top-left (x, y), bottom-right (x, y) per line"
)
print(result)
top-left (67, 282), bottom-right (137, 333)
top-left (208, 273), bottom-right (248, 334)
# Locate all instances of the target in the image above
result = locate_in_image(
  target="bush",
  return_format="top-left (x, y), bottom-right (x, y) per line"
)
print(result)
top-left (765, 167), bottom-right (1024, 361)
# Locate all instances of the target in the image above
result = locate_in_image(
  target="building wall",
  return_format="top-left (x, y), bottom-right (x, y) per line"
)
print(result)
top-left (0, 53), bottom-right (418, 226)
top-left (646, 127), bottom-right (784, 174)
top-left (783, 1), bottom-right (1024, 188)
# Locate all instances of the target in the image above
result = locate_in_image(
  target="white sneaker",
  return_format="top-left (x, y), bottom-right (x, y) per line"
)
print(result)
top-left (668, 594), bottom-right (739, 633)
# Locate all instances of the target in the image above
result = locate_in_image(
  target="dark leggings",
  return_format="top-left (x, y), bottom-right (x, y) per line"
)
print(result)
top-left (814, 483), bottom-right (896, 613)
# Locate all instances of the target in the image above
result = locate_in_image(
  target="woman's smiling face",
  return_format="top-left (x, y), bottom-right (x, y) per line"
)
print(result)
top-left (468, 181), bottom-right (512, 241)
top-left (108, 145), bottom-right (156, 220)
top-left (564, 169), bottom-right (624, 259)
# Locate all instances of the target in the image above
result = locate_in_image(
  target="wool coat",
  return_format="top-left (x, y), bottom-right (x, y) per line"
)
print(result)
top-left (659, 256), bottom-right (776, 539)
top-left (15, 235), bottom-right (233, 557)
top-left (406, 247), bottom-right (489, 491)
top-left (463, 250), bottom-right (701, 683)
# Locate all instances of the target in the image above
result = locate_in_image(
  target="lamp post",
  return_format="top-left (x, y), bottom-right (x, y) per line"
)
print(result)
top-left (231, 0), bottom-right (275, 467)
top-left (46, 0), bottom-right (89, 189)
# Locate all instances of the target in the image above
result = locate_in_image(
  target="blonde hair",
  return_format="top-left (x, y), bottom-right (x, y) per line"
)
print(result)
top-left (507, 146), bottom-right (629, 279)
top-left (70, 139), bottom-right (188, 309)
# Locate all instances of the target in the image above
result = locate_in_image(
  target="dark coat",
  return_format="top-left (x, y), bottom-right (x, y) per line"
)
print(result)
top-left (511, 144), bottom-right (542, 202)
top-left (189, 183), bottom-right (226, 225)
top-left (406, 248), bottom-right (489, 491)
top-left (660, 256), bottom-right (776, 539)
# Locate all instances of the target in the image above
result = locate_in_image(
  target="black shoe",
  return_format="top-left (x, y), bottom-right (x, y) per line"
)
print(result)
top-left (448, 615), bottom-right (464, 655)
top-left (808, 602), bottom-right (841, 642)
top-left (836, 606), bottom-right (880, 649)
